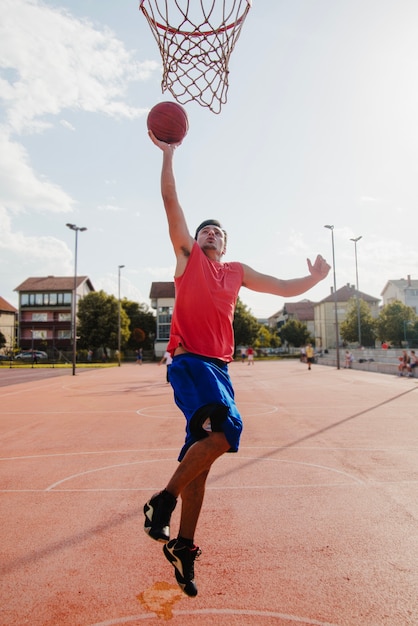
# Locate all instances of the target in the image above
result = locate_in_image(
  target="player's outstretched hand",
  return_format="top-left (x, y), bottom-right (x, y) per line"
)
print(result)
top-left (148, 130), bottom-right (182, 151)
top-left (307, 255), bottom-right (331, 282)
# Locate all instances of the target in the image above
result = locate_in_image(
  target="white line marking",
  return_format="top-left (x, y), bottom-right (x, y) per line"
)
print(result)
top-left (89, 608), bottom-right (340, 626)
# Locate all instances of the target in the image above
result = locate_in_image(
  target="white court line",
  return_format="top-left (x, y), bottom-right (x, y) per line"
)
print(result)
top-left (1, 444), bottom-right (416, 463)
top-left (90, 608), bottom-right (340, 626)
top-left (41, 455), bottom-right (366, 492)
top-left (136, 401), bottom-right (279, 418)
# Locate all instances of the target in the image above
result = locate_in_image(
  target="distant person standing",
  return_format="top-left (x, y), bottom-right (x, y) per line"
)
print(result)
top-left (306, 344), bottom-right (315, 370)
top-left (344, 350), bottom-right (353, 369)
top-left (136, 348), bottom-right (143, 365)
top-left (246, 346), bottom-right (254, 365)
top-left (159, 350), bottom-right (173, 382)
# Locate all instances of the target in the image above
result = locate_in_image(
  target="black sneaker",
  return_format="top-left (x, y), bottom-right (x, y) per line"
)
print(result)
top-left (163, 538), bottom-right (201, 597)
top-left (144, 490), bottom-right (177, 542)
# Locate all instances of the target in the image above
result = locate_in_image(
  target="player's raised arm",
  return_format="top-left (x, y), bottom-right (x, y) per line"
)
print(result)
top-left (241, 255), bottom-right (330, 297)
top-left (149, 131), bottom-right (194, 260)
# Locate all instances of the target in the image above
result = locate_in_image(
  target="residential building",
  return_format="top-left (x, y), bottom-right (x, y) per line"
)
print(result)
top-left (14, 276), bottom-right (94, 354)
top-left (314, 284), bottom-right (380, 349)
top-left (268, 300), bottom-right (316, 337)
top-left (149, 281), bottom-right (175, 357)
top-left (381, 275), bottom-right (418, 313)
top-left (0, 296), bottom-right (18, 352)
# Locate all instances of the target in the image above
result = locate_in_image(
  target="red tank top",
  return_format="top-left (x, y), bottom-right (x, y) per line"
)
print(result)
top-left (167, 242), bottom-right (243, 362)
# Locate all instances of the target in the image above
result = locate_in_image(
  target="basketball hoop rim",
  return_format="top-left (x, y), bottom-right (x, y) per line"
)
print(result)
top-left (139, 0), bottom-right (252, 37)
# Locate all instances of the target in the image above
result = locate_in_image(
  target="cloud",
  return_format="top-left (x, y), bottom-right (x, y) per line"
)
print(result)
top-left (60, 119), bottom-right (75, 131)
top-left (0, 130), bottom-right (74, 213)
top-left (0, 0), bottom-right (160, 257)
top-left (359, 195), bottom-right (380, 204)
top-left (94, 273), bottom-right (147, 305)
top-left (97, 204), bottom-right (126, 213)
top-left (0, 205), bottom-right (73, 271)
top-left (278, 229), bottom-right (309, 255)
top-left (0, 0), bottom-right (159, 135)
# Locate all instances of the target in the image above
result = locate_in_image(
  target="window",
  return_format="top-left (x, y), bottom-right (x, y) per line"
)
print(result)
top-left (20, 292), bottom-right (72, 306)
top-left (58, 313), bottom-right (71, 322)
top-left (58, 330), bottom-right (71, 339)
top-left (32, 313), bottom-right (47, 321)
top-left (157, 306), bottom-right (172, 340)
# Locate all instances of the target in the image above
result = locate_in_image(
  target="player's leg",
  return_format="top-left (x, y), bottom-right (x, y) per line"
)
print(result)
top-left (144, 431), bottom-right (229, 543)
top-left (162, 469), bottom-right (209, 597)
top-left (177, 468), bottom-right (209, 540)
top-left (166, 431), bottom-right (230, 498)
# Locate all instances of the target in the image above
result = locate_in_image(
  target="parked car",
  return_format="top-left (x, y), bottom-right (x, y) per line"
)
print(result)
top-left (15, 350), bottom-right (48, 361)
top-left (0, 353), bottom-right (13, 361)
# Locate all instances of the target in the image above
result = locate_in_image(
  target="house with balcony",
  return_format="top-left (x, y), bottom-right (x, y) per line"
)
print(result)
top-left (149, 281), bottom-right (175, 358)
top-left (14, 276), bottom-right (94, 355)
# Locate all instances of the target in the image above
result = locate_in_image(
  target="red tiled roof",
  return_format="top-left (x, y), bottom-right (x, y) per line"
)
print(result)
top-left (149, 282), bottom-right (175, 298)
top-left (0, 296), bottom-right (17, 313)
top-left (14, 276), bottom-right (94, 292)
top-left (284, 301), bottom-right (315, 321)
top-left (320, 285), bottom-right (378, 304)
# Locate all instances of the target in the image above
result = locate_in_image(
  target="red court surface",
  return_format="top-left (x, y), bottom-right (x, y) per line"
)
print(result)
top-left (1, 361), bottom-right (417, 625)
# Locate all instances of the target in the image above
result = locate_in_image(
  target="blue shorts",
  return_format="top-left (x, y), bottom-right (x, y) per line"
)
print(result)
top-left (169, 353), bottom-right (243, 461)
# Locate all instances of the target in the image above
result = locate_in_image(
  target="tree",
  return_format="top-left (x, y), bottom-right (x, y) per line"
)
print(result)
top-left (121, 299), bottom-right (156, 350)
top-left (339, 297), bottom-right (377, 347)
top-left (280, 319), bottom-right (312, 347)
top-left (375, 300), bottom-right (418, 346)
top-left (233, 298), bottom-right (260, 348)
top-left (77, 290), bottom-right (130, 351)
top-left (254, 325), bottom-right (281, 351)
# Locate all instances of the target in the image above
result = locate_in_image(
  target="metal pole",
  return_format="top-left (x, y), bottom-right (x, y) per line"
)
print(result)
top-left (324, 225), bottom-right (340, 369)
top-left (66, 224), bottom-right (87, 376)
top-left (350, 236), bottom-right (362, 347)
top-left (117, 265), bottom-right (125, 366)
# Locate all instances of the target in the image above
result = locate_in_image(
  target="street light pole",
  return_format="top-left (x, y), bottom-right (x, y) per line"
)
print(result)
top-left (66, 223), bottom-right (87, 376)
top-left (117, 264), bottom-right (125, 366)
top-left (350, 236), bottom-right (362, 347)
top-left (324, 225), bottom-right (340, 369)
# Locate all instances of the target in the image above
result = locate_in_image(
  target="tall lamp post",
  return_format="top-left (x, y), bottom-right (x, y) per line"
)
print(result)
top-left (117, 264), bottom-right (125, 366)
top-left (324, 225), bottom-right (340, 369)
top-left (66, 223), bottom-right (87, 376)
top-left (350, 236), bottom-right (362, 347)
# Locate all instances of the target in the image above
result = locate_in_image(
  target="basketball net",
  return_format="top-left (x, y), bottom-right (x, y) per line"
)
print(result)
top-left (139, 0), bottom-right (252, 114)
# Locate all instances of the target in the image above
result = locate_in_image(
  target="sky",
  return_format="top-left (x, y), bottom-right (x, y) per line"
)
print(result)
top-left (1, 0), bottom-right (418, 318)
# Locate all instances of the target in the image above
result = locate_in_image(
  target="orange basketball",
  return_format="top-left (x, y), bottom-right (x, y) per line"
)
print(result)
top-left (146, 101), bottom-right (189, 144)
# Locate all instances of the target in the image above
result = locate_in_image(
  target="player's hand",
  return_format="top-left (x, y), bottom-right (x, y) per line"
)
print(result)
top-left (148, 130), bottom-right (182, 151)
top-left (307, 255), bottom-right (330, 281)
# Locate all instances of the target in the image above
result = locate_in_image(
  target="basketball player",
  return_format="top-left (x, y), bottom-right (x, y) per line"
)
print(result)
top-left (144, 131), bottom-right (330, 596)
